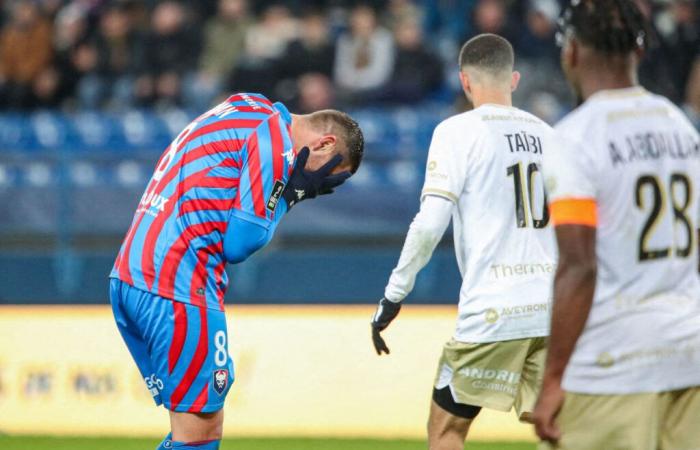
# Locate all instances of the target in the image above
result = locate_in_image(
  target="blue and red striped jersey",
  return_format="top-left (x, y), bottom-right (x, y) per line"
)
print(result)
top-left (110, 93), bottom-right (296, 310)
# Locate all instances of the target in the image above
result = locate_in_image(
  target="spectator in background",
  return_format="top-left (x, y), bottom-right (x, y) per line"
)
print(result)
top-left (686, 52), bottom-right (700, 126)
top-left (229, 3), bottom-right (298, 96)
top-left (514, 0), bottom-right (559, 63)
top-left (187, 0), bottom-right (252, 110)
top-left (468, 0), bottom-right (514, 39)
top-left (377, 17), bottom-right (443, 103)
top-left (134, 1), bottom-right (199, 108)
top-left (384, 0), bottom-right (422, 29)
top-left (51, 3), bottom-right (89, 108)
top-left (510, 0), bottom-right (568, 122)
top-left (244, 4), bottom-right (298, 62)
top-left (279, 10), bottom-right (335, 80)
top-left (423, 0), bottom-right (476, 42)
top-left (334, 4), bottom-right (394, 102)
top-left (673, 0), bottom-right (700, 125)
top-left (77, 4), bottom-right (141, 110)
top-left (38, 0), bottom-right (64, 20)
top-left (0, 0), bottom-right (53, 109)
top-left (637, 0), bottom-right (678, 103)
top-left (296, 72), bottom-right (335, 113)
top-left (665, 0), bottom-right (700, 103)
top-left (275, 9), bottom-right (336, 105)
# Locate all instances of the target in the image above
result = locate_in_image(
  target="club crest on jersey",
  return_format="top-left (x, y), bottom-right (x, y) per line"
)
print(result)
top-left (267, 180), bottom-right (286, 212)
top-left (213, 369), bottom-right (229, 395)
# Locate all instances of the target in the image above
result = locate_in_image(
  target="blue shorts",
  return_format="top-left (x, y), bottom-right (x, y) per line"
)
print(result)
top-left (110, 278), bottom-right (234, 413)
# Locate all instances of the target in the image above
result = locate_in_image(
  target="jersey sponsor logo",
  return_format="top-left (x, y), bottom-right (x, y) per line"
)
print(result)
top-left (138, 191), bottom-right (169, 215)
top-left (596, 353), bottom-right (615, 368)
top-left (458, 366), bottom-right (521, 385)
top-left (483, 303), bottom-right (549, 324)
top-left (594, 340), bottom-right (700, 370)
top-left (282, 149), bottom-right (295, 165)
top-left (266, 180), bottom-right (286, 211)
top-left (213, 368), bottom-right (229, 395)
top-left (490, 262), bottom-right (555, 280)
top-left (144, 373), bottom-right (164, 398)
top-left (426, 160), bottom-right (449, 182)
top-left (471, 380), bottom-right (517, 395)
top-left (485, 308), bottom-right (499, 324)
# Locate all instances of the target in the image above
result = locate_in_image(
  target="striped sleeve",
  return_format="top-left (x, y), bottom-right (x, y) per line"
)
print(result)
top-left (231, 113), bottom-right (291, 228)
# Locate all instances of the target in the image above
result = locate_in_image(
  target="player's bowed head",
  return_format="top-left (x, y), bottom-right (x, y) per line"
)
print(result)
top-left (290, 109), bottom-right (364, 175)
top-left (457, 33), bottom-right (521, 108)
top-left (283, 109), bottom-right (365, 208)
top-left (225, 110), bottom-right (364, 264)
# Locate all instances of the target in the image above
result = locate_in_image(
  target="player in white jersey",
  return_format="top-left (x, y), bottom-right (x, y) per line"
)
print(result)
top-left (370, 34), bottom-right (557, 449)
top-left (533, 1), bottom-right (700, 449)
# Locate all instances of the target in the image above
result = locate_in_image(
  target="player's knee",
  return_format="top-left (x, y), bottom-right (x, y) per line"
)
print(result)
top-left (199, 412), bottom-right (224, 440)
top-left (170, 410), bottom-right (224, 441)
top-left (198, 411), bottom-right (224, 440)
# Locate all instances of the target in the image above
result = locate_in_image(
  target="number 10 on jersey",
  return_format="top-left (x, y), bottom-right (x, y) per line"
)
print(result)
top-left (507, 162), bottom-right (549, 229)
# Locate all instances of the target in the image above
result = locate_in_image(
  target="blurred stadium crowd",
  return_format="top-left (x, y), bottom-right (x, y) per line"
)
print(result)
top-left (1, 0), bottom-right (699, 304)
top-left (0, 0), bottom-right (697, 125)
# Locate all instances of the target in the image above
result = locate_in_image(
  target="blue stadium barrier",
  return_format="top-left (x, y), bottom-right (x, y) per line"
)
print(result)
top-left (0, 247), bottom-right (461, 304)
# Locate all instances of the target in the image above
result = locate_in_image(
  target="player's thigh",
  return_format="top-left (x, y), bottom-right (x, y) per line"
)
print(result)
top-left (538, 392), bottom-right (657, 450)
top-left (156, 303), bottom-right (234, 414)
top-left (659, 386), bottom-right (700, 450)
top-left (515, 337), bottom-right (547, 422)
top-left (427, 398), bottom-right (473, 441)
top-left (434, 338), bottom-right (531, 413)
top-left (109, 279), bottom-right (162, 403)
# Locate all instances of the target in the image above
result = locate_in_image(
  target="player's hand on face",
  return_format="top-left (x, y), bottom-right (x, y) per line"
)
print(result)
top-left (370, 298), bottom-right (401, 355)
top-left (282, 147), bottom-right (352, 208)
top-left (533, 379), bottom-right (565, 444)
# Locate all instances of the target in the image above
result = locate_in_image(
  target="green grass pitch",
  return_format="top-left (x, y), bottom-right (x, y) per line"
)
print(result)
top-left (0, 436), bottom-right (535, 450)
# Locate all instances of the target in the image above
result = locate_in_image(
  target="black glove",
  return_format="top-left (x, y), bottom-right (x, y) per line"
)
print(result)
top-left (371, 297), bottom-right (402, 355)
top-left (282, 147), bottom-right (352, 209)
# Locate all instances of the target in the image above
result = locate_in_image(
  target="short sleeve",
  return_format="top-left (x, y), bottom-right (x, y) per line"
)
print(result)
top-left (543, 131), bottom-right (599, 226)
top-left (230, 113), bottom-right (292, 229)
top-left (421, 122), bottom-right (467, 204)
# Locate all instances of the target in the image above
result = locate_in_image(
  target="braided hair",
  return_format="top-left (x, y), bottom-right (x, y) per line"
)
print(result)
top-left (559, 0), bottom-right (651, 54)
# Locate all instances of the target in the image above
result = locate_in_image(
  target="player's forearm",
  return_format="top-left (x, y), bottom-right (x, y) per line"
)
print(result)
top-left (544, 255), bottom-right (596, 384)
top-left (384, 196), bottom-right (452, 302)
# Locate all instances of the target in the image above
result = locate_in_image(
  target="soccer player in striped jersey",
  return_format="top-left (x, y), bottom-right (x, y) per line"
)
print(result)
top-left (109, 93), bottom-right (363, 450)
top-left (533, 1), bottom-right (700, 449)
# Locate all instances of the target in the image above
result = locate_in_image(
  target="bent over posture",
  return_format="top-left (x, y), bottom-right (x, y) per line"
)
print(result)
top-left (110, 93), bottom-right (363, 450)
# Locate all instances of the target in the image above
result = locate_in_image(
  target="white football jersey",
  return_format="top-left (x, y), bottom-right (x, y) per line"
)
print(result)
top-left (544, 87), bottom-right (700, 394)
top-left (422, 104), bottom-right (557, 343)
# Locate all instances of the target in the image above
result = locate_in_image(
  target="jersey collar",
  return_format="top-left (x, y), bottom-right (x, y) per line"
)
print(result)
top-left (588, 86), bottom-right (648, 102)
top-left (273, 102), bottom-right (293, 125)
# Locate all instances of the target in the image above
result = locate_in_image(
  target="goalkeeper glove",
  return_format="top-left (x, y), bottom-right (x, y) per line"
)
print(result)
top-left (371, 297), bottom-right (401, 355)
top-left (282, 147), bottom-right (352, 209)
